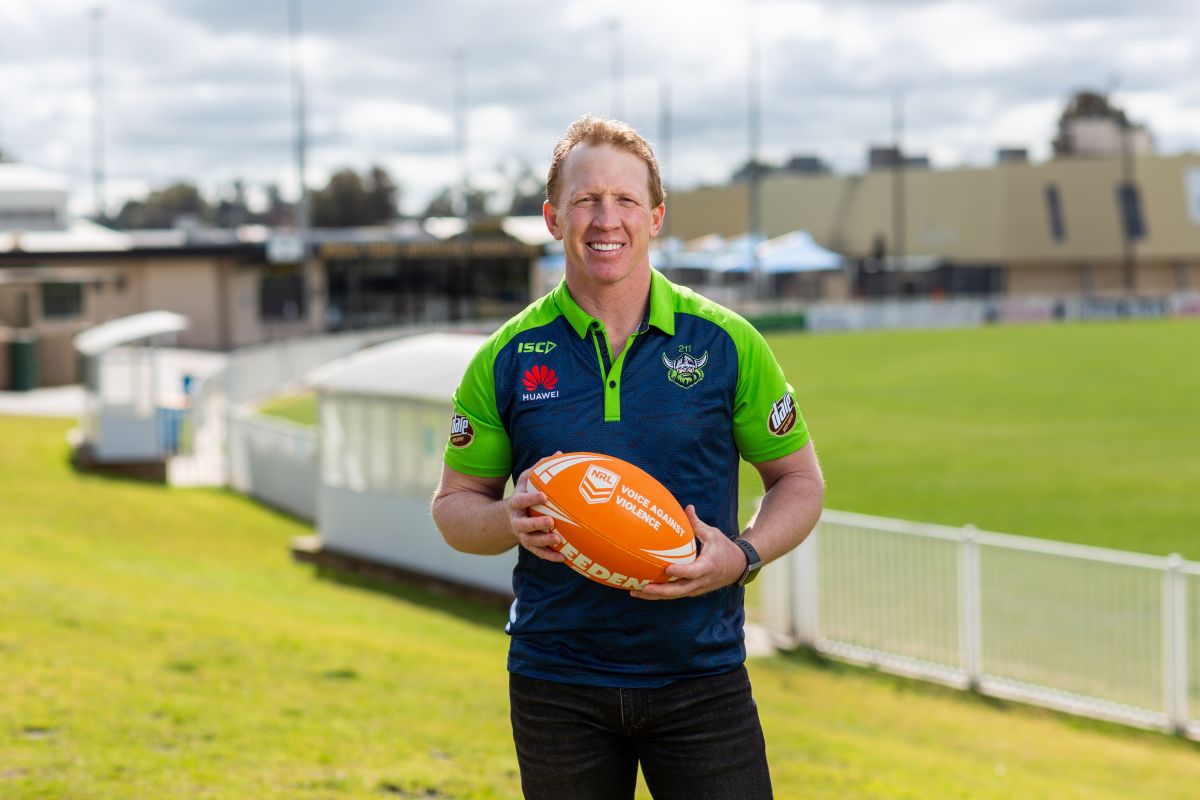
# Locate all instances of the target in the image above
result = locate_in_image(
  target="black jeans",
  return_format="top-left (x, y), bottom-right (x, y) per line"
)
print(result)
top-left (509, 666), bottom-right (773, 800)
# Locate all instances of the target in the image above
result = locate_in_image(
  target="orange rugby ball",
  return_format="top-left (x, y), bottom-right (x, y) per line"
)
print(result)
top-left (527, 452), bottom-right (697, 590)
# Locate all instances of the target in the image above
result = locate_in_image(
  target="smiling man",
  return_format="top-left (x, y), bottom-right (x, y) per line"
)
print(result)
top-left (431, 116), bottom-right (824, 800)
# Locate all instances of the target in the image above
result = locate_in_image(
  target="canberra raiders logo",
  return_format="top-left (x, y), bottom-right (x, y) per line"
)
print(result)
top-left (662, 345), bottom-right (708, 389)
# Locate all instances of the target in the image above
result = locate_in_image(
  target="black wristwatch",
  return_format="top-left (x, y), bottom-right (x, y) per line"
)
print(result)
top-left (733, 537), bottom-right (763, 586)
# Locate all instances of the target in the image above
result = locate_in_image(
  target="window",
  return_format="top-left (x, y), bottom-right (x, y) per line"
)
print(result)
top-left (1044, 184), bottom-right (1066, 242)
top-left (1117, 183), bottom-right (1145, 241)
top-left (41, 282), bottom-right (83, 319)
top-left (260, 265), bottom-right (306, 321)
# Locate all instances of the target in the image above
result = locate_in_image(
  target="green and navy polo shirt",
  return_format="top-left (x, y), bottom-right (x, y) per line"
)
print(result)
top-left (445, 268), bottom-right (810, 688)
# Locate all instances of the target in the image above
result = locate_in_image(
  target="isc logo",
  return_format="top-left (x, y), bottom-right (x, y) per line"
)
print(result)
top-left (518, 341), bottom-right (557, 354)
top-left (579, 465), bottom-right (620, 504)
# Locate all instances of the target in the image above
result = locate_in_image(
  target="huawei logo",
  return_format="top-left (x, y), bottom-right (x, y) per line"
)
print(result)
top-left (522, 365), bottom-right (558, 392)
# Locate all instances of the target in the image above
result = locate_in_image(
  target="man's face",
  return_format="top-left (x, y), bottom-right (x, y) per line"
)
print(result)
top-left (544, 144), bottom-right (665, 291)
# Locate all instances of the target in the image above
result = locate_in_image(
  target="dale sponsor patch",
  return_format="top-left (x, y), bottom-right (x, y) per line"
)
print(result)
top-left (768, 392), bottom-right (798, 436)
top-left (448, 412), bottom-right (474, 448)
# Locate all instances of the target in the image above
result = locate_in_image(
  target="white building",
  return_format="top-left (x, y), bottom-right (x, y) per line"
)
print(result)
top-left (308, 332), bottom-right (516, 597)
top-left (0, 163), bottom-right (70, 232)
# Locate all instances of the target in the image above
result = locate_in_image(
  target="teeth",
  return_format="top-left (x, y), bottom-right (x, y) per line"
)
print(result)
top-left (590, 243), bottom-right (622, 251)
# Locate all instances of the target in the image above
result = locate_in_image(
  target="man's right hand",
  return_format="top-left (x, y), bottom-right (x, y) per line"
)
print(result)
top-left (509, 464), bottom-right (566, 562)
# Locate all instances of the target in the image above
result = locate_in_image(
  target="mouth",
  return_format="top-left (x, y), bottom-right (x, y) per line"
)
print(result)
top-left (588, 242), bottom-right (625, 253)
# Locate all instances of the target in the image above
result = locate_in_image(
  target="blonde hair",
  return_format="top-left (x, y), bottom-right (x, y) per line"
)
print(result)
top-left (545, 115), bottom-right (665, 208)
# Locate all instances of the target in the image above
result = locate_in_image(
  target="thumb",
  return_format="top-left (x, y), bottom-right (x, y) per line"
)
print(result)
top-left (685, 504), bottom-right (719, 542)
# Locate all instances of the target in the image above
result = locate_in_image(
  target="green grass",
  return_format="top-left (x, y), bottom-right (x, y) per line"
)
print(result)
top-left (4, 415), bottom-right (1200, 798)
top-left (257, 392), bottom-right (319, 427)
top-left (262, 319), bottom-right (1200, 557)
top-left (739, 318), bottom-right (1200, 557)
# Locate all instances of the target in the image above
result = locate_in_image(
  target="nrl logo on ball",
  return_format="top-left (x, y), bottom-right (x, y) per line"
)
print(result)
top-left (662, 346), bottom-right (708, 389)
top-left (579, 465), bottom-right (621, 504)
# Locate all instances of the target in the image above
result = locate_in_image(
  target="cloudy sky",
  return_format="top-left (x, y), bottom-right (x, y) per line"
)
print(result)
top-left (2, 0), bottom-right (1198, 218)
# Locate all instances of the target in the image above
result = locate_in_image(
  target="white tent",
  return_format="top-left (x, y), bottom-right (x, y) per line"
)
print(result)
top-left (718, 230), bottom-right (843, 273)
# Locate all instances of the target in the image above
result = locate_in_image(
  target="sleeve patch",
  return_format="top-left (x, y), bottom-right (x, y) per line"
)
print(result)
top-left (767, 392), bottom-right (798, 436)
top-left (448, 412), bottom-right (475, 448)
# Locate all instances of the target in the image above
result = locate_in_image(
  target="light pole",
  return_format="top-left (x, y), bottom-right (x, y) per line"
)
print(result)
top-left (609, 20), bottom-right (623, 120)
top-left (1108, 79), bottom-right (1139, 295)
top-left (452, 47), bottom-right (469, 219)
top-left (658, 79), bottom-right (672, 271)
top-left (892, 92), bottom-right (906, 292)
top-left (746, 1), bottom-right (766, 300)
top-left (287, 0), bottom-right (310, 242)
top-left (90, 6), bottom-right (107, 222)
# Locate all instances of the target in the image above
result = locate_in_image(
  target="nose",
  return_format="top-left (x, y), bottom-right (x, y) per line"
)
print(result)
top-left (591, 197), bottom-right (620, 230)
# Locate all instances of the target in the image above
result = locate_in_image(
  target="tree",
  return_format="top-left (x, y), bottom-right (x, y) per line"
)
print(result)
top-left (214, 179), bottom-right (251, 228)
top-left (310, 165), bottom-right (399, 227)
top-left (421, 185), bottom-right (493, 218)
top-left (1052, 90), bottom-right (1130, 156)
top-left (113, 182), bottom-right (211, 229)
top-left (503, 160), bottom-right (546, 216)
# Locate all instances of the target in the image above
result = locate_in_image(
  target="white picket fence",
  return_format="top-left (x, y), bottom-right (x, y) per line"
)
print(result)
top-left (762, 509), bottom-right (1200, 737)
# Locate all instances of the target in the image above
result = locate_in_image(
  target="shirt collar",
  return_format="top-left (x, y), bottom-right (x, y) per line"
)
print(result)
top-left (552, 267), bottom-right (677, 339)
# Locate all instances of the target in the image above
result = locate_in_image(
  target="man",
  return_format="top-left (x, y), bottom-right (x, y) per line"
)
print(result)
top-left (431, 115), bottom-right (824, 800)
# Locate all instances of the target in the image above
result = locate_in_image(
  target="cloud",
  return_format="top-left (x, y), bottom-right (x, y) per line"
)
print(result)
top-left (2, 0), bottom-right (1197, 218)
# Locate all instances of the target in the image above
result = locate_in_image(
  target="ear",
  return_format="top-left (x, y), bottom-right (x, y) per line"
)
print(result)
top-left (649, 203), bottom-right (665, 239)
top-left (543, 200), bottom-right (563, 241)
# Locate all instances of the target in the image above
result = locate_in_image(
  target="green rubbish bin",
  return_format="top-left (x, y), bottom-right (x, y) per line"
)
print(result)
top-left (8, 331), bottom-right (41, 392)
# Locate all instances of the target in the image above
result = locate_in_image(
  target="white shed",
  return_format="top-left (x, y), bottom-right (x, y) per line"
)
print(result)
top-left (73, 311), bottom-right (226, 464)
top-left (308, 332), bottom-right (516, 597)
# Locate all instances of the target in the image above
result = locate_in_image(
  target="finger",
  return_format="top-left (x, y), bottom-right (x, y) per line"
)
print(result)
top-left (519, 530), bottom-right (563, 549)
top-left (523, 544), bottom-right (566, 563)
top-left (664, 560), bottom-right (705, 580)
top-left (509, 489), bottom-right (548, 514)
top-left (631, 578), bottom-right (700, 601)
top-left (514, 513), bottom-right (555, 535)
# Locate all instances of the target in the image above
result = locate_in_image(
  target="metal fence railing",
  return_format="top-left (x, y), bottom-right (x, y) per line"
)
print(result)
top-left (762, 509), bottom-right (1198, 738)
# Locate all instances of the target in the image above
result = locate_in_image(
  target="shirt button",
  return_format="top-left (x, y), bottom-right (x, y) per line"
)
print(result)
top-left (608, 380), bottom-right (616, 388)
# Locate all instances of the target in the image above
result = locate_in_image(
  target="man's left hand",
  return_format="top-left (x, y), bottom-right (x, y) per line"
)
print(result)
top-left (630, 505), bottom-right (747, 601)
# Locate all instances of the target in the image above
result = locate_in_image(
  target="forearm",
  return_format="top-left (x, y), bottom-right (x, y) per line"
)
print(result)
top-left (741, 467), bottom-right (825, 566)
top-left (431, 487), bottom-right (520, 556)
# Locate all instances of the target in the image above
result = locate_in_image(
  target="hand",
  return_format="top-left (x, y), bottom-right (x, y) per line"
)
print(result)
top-left (631, 505), bottom-right (747, 600)
top-left (508, 457), bottom-right (565, 563)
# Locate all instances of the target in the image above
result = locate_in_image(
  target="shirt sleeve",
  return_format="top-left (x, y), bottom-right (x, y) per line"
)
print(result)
top-left (442, 341), bottom-right (513, 478)
top-left (730, 323), bottom-right (811, 464)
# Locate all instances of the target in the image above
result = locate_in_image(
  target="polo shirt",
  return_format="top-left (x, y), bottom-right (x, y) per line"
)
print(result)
top-left (444, 268), bottom-right (809, 687)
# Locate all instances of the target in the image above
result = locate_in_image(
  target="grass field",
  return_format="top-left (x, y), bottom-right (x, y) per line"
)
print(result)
top-left (757, 318), bottom-right (1200, 558)
top-left (4, 414), bottom-right (1200, 798)
top-left (262, 318), bottom-right (1200, 558)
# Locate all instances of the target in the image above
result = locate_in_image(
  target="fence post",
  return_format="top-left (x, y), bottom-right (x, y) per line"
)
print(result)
top-left (793, 528), bottom-right (820, 646)
top-left (959, 525), bottom-right (983, 690)
top-left (1163, 554), bottom-right (1188, 734)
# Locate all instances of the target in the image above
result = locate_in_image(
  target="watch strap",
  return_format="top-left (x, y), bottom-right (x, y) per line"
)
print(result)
top-left (733, 537), bottom-right (763, 586)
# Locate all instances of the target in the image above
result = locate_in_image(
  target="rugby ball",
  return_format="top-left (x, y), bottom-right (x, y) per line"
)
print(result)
top-left (527, 452), bottom-right (697, 590)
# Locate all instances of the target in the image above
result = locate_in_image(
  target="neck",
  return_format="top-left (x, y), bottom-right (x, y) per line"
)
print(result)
top-left (566, 267), bottom-right (652, 355)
